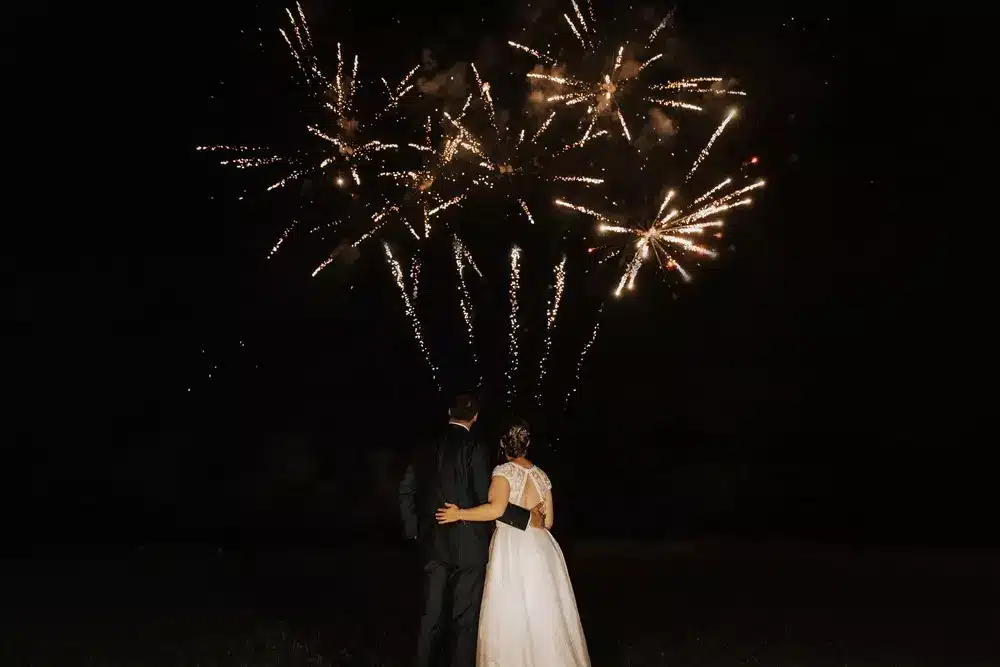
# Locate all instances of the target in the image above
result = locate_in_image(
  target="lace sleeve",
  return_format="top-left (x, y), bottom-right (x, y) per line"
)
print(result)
top-left (537, 467), bottom-right (552, 493)
top-left (491, 462), bottom-right (515, 485)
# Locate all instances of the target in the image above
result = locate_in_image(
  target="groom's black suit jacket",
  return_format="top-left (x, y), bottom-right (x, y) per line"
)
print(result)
top-left (399, 423), bottom-right (530, 568)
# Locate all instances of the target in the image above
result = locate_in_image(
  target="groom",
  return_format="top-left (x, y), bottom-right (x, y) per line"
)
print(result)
top-left (399, 393), bottom-right (543, 667)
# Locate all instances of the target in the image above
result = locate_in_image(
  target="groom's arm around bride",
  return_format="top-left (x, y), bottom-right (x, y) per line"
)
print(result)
top-left (470, 436), bottom-right (536, 530)
top-left (397, 438), bottom-right (540, 542)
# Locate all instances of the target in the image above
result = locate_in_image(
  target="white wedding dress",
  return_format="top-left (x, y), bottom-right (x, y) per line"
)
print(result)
top-left (477, 462), bottom-right (591, 667)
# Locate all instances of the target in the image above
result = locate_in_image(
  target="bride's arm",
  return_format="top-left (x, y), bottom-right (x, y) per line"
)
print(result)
top-left (543, 489), bottom-right (554, 529)
top-left (437, 476), bottom-right (511, 523)
top-left (470, 443), bottom-right (530, 530)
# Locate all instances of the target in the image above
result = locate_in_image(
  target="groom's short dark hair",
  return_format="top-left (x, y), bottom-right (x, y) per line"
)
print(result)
top-left (449, 393), bottom-right (479, 421)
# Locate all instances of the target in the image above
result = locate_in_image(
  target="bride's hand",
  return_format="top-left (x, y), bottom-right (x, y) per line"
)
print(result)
top-left (436, 503), bottom-right (462, 524)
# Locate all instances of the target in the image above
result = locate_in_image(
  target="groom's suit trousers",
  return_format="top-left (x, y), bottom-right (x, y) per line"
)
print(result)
top-left (417, 559), bottom-right (486, 667)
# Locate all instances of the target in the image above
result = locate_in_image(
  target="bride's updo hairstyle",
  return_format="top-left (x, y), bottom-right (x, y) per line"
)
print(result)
top-left (500, 421), bottom-right (531, 459)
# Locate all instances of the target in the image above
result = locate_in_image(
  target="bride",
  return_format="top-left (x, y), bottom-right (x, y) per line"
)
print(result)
top-left (436, 421), bottom-right (591, 666)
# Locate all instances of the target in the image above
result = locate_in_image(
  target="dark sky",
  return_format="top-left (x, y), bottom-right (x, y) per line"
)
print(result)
top-left (8, 2), bottom-right (986, 545)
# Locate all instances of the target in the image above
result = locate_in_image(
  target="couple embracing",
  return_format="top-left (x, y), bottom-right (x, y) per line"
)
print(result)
top-left (399, 393), bottom-right (591, 667)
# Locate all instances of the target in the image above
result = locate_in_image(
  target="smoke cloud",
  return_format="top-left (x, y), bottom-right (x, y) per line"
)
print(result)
top-left (416, 49), bottom-right (469, 99)
top-left (634, 107), bottom-right (678, 151)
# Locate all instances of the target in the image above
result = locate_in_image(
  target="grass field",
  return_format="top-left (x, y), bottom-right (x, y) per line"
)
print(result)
top-left (4, 540), bottom-right (997, 666)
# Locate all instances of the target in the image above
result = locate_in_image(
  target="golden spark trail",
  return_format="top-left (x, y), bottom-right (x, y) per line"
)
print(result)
top-left (295, 1), bottom-right (312, 47)
top-left (351, 204), bottom-right (400, 247)
top-left (537, 255), bottom-right (567, 403)
top-left (564, 13), bottom-right (587, 49)
top-left (519, 199), bottom-right (536, 224)
top-left (693, 178), bottom-right (732, 205)
top-left (565, 304), bottom-right (603, 407)
top-left (617, 109), bottom-right (632, 142)
top-left (555, 199), bottom-right (605, 219)
top-left (508, 41), bottom-right (559, 65)
top-left (686, 108), bottom-right (736, 181)
top-left (532, 111), bottom-right (557, 142)
top-left (648, 16), bottom-right (669, 44)
top-left (647, 98), bottom-right (703, 111)
top-left (385, 243), bottom-right (440, 391)
top-left (506, 245), bottom-right (522, 404)
top-left (571, 0), bottom-right (589, 33)
top-left (463, 246), bottom-right (482, 278)
top-left (553, 175), bottom-right (604, 184)
top-left (268, 221), bottom-right (297, 259)
top-left (656, 189), bottom-right (676, 221)
top-left (453, 235), bottom-right (480, 383)
top-left (411, 255), bottom-right (420, 301)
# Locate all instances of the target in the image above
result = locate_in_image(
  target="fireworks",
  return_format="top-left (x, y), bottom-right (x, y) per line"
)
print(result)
top-left (453, 235), bottom-right (481, 385)
top-left (384, 242), bottom-right (440, 391)
top-left (687, 107), bottom-right (737, 181)
top-left (508, 2), bottom-right (746, 151)
top-left (201, 2), bottom-right (768, 407)
top-left (199, 2), bottom-right (420, 258)
top-left (506, 245), bottom-right (522, 405)
top-left (565, 304), bottom-right (603, 407)
top-left (569, 172), bottom-right (765, 295)
top-left (268, 221), bottom-right (298, 259)
top-left (537, 255), bottom-right (567, 403)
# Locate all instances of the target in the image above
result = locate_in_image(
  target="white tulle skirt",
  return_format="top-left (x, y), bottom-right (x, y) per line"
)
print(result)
top-left (477, 523), bottom-right (591, 667)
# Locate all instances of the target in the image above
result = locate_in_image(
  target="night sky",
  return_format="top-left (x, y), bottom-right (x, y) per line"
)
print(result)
top-left (8, 2), bottom-right (987, 547)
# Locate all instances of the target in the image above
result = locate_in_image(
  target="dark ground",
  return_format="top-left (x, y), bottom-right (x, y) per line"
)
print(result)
top-left (4, 540), bottom-right (998, 666)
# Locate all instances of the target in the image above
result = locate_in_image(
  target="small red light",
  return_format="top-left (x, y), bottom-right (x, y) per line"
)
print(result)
top-left (750, 156), bottom-right (759, 164)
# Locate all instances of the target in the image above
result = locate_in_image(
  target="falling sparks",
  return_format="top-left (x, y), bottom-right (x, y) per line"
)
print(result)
top-left (508, 41), bottom-right (559, 65)
top-left (565, 304), bottom-right (603, 407)
top-left (268, 221), bottom-right (297, 259)
top-left (202, 1), bottom-right (768, 409)
top-left (426, 194), bottom-right (466, 219)
top-left (648, 15), bottom-right (669, 45)
top-left (553, 175), bottom-right (604, 184)
top-left (411, 255), bottom-right (420, 301)
top-left (453, 236), bottom-right (480, 383)
top-left (351, 203), bottom-right (400, 248)
top-left (693, 178), bottom-right (732, 205)
top-left (506, 245), bottom-right (522, 405)
top-left (687, 108), bottom-right (737, 181)
top-left (471, 62), bottom-right (499, 136)
top-left (537, 255), bottom-right (567, 403)
top-left (555, 198), bottom-right (606, 220)
top-left (384, 243), bottom-right (440, 391)
top-left (308, 220), bottom-right (340, 235)
top-left (532, 111), bottom-right (557, 142)
top-left (647, 98), bottom-right (703, 112)
top-left (616, 109), bottom-right (632, 142)
top-left (463, 247), bottom-right (482, 278)
top-left (519, 199), bottom-right (536, 224)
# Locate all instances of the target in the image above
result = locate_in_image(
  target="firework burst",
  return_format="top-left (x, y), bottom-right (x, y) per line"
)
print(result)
top-left (510, 2), bottom-right (743, 148)
top-left (560, 107), bottom-right (763, 294)
top-left (435, 63), bottom-right (607, 234)
top-left (198, 3), bottom-right (422, 255)
top-left (200, 2), bottom-right (770, 407)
